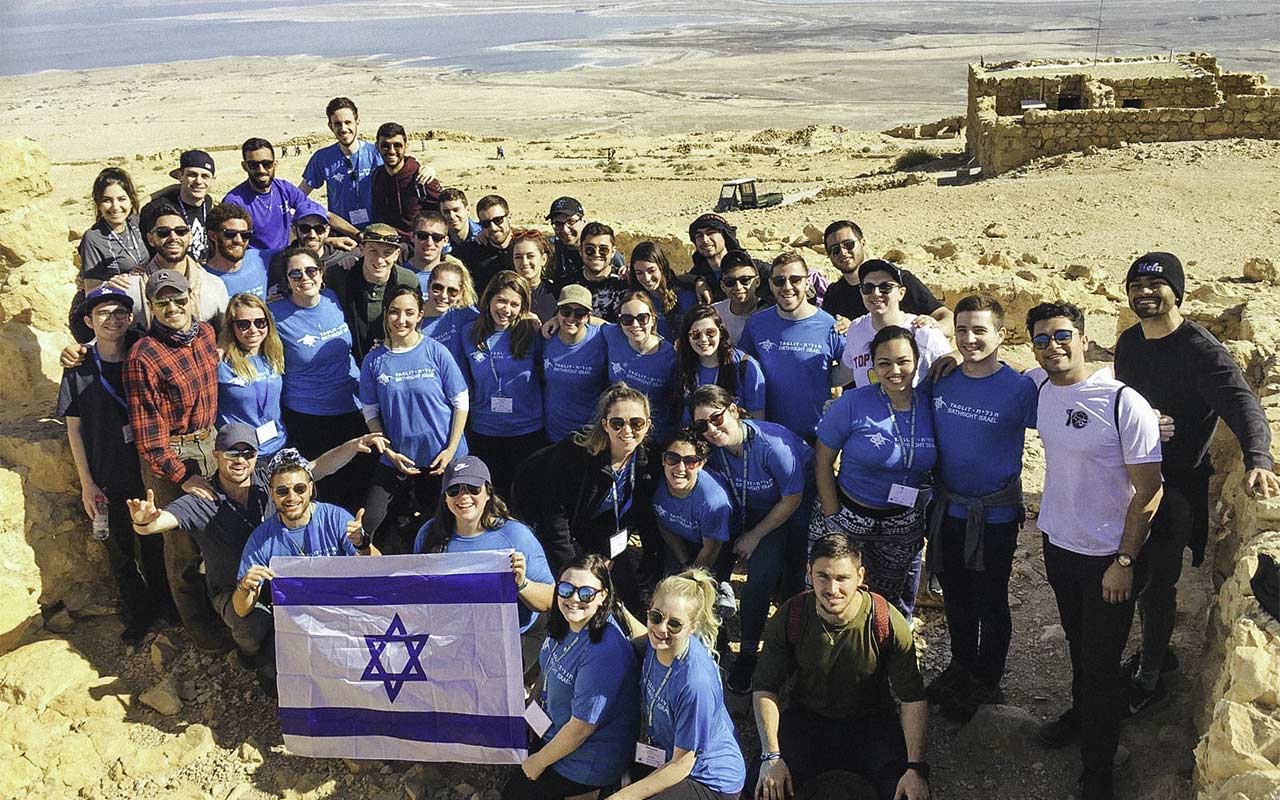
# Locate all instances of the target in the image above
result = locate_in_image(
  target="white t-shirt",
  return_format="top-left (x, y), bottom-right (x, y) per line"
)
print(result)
top-left (1032, 367), bottom-right (1162, 555)
top-left (712, 298), bottom-right (757, 345)
top-left (840, 314), bottom-right (952, 389)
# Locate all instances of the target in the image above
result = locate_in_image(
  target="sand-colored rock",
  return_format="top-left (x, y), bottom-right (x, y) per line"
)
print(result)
top-left (138, 674), bottom-right (183, 716)
top-left (0, 638), bottom-right (99, 712)
top-left (1245, 257), bottom-right (1278, 284)
top-left (0, 139), bottom-right (53, 214)
top-left (1195, 699), bottom-right (1280, 782)
top-left (0, 468), bottom-right (41, 652)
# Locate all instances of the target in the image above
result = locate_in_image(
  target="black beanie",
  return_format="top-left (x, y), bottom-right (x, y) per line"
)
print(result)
top-left (1126, 251), bottom-right (1185, 305)
top-left (688, 213), bottom-right (736, 243)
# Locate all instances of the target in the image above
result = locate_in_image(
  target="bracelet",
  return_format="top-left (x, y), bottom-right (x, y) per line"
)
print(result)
top-left (516, 579), bottom-right (529, 592)
top-left (759, 752), bottom-right (782, 763)
top-left (906, 761), bottom-right (930, 781)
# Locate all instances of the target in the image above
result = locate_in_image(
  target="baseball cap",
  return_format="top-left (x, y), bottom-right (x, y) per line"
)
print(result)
top-left (169, 149), bottom-right (215, 179)
top-left (145, 269), bottom-right (191, 299)
top-left (546, 197), bottom-right (585, 221)
top-left (294, 199), bottom-right (329, 223)
top-left (857, 258), bottom-right (904, 284)
top-left (362, 223), bottom-right (401, 246)
top-left (556, 284), bottom-right (593, 309)
top-left (80, 284), bottom-right (135, 316)
top-left (215, 422), bottom-right (259, 452)
top-left (442, 457), bottom-right (491, 492)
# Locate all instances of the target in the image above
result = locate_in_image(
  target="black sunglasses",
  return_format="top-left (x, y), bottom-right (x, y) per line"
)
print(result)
top-left (606, 416), bottom-right (648, 433)
top-left (662, 451), bottom-right (704, 468)
top-left (296, 222), bottom-right (328, 235)
top-left (555, 581), bottom-right (604, 603)
top-left (646, 608), bottom-right (685, 633)
top-left (618, 312), bottom-right (652, 328)
top-left (245, 159), bottom-right (275, 170)
top-left (481, 215), bottom-right (508, 229)
top-left (770, 275), bottom-right (805, 288)
top-left (223, 447), bottom-right (257, 461)
top-left (859, 281), bottom-right (899, 296)
top-left (233, 317), bottom-right (269, 332)
top-left (286, 266), bottom-right (322, 281)
top-left (721, 274), bottom-right (755, 287)
top-left (273, 482), bottom-right (309, 497)
top-left (1031, 329), bottom-right (1077, 350)
top-left (445, 483), bottom-right (484, 498)
top-left (152, 226), bottom-right (191, 239)
top-left (430, 283), bottom-right (461, 297)
top-left (691, 407), bottom-right (729, 435)
top-left (557, 306), bottom-right (589, 320)
top-left (220, 228), bottom-right (253, 240)
top-left (413, 230), bottom-right (448, 243)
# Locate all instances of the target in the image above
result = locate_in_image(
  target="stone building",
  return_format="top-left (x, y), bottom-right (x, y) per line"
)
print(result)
top-left (967, 52), bottom-right (1280, 175)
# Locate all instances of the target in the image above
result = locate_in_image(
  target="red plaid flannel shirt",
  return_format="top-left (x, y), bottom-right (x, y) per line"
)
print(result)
top-left (124, 322), bottom-right (219, 484)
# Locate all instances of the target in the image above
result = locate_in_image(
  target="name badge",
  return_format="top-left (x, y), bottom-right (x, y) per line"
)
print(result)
top-left (524, 700), bottom-right (552, 737)
top-left (122, 424), bottom-right (134, 444)
top-left (490, 396), bottom-right (514, 414)
top-left (349, 208), bottom-right (370, 225)
top-left (887, 483), bottom-right (919, 508)
top-left (609, 530), bottom-right (629, 558)
top-left (255, 420), bottom-right (280, 443)
top-left (635, 742), bottom-right (667, 768)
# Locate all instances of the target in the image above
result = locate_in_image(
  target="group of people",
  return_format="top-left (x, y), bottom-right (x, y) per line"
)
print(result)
top-left (59, 96), bottom-right (1278, 800)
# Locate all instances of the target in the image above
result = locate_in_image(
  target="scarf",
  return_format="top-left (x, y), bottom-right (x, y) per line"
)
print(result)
top-left (150, 317), bottom-right (199, 347)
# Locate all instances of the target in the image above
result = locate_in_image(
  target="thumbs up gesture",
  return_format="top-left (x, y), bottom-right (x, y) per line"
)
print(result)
top-left (347, 508), bottom-right (369, 549)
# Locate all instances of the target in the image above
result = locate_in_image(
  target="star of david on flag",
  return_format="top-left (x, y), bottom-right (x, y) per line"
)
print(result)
top-left (269, 551), bottom-right (527, 763)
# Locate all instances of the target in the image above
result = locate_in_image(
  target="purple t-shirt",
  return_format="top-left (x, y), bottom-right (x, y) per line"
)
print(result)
top-left (224, 179), bottom-right (310, 251)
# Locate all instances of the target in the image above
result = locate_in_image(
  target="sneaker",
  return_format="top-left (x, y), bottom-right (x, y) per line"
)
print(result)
top-left (915, 574), bottom-right (944, 609)
top-left (1037, 707), bottom-right (1080, 748)
top-left (1119, 649), bottom-right (1180, 682)
top-left (941, 678), bottom-right (1004, 723)
top-left (1122, 678), bottom-right (1170, 719)
top-left (714, 581), bottom-right (738, 621)
top-left (726, 653), bottom-right (756, 695)
top-left (925, 662), bottom-right (970, 705)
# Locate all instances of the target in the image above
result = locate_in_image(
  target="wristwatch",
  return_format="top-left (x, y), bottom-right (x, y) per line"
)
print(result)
top-left (1115, 553), bottom-right (1134, 568)
top-left (906, 761), bottom-right (930, 780)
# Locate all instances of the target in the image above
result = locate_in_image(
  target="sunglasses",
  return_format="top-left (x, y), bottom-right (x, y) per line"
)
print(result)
top-left (223, 447), bottom-right (256, 461)
top-left (859, 281), bottom-right (899, 296)
top-left (296, 222), bottom-right (328, 235)
top-left (661, 451), bottom-right (704, 468)
top-left (691, 407), bottom-right (729, 435)
top-left (606, 417), bottom-right (649, 433)
top-left (770, 275), bottom-right (806, 288)
top-left (93, 308), bottom-right (132, 321)
top-left (430, 283), bottom-right (461, 297)
top-left (413, 230), bottom-right (448, 243)
top-left (445, 483), bottom-right (485, 498)
top-left (555, 581), bottom-right (604, 603)
top-left (287, 266), bottom-right (322, 281)
top-left (245, 159), bottom-right (275, 170)
top-left (619, 312), bottom-right (652, 328)
top-left (233, 317), bottom-right (269, 332)
top-left (582, 244), bottom-right (612, 257)
top-left (721, 274), bottom-right (755, 287)
top-left (557, 306), bottom-right (590, 320)
top-left (364, 234), bottom-right (401, 247)
top-left (481, 215), bottom-right (508, 229)
top-left (826, 239), bottom-right (861, 256)
top-left (152, 295), bottom-right (189, 308)
top-left (152, 226), bottom-right (191, 240)
top-left (688, 327), bottom-right (718, 341)
top-left (273, 482), bottom-right (309, 497)
top-left (646, 608), bottom-right (685, 634)
top-left (1031, 329), bottom-right (1077, 350)
top-left (220, 228), bottom-right (253, 241)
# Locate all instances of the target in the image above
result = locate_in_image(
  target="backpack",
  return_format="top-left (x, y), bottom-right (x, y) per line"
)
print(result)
top-left (783, 590), bottom-right (892, 651)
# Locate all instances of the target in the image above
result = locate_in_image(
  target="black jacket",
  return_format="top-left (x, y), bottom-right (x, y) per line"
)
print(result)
top-left (322, 262), bottom-right (419, 365)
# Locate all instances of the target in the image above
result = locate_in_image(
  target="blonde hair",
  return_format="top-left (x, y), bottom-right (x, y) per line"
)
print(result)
top-left (653, 568), bottom-right (721, 656)
top-left (218, 293), bottom-right (285, 381)
top-left (573, 382), bottom-right (651, 456)
top-left (432, 259), bottom-right (479, 309)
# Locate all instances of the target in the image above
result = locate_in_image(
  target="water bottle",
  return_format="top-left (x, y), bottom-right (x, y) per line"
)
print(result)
top-left (91, 496), bottom-right (110, 542)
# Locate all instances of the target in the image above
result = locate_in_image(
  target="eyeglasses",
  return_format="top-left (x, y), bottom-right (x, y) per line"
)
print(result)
top-left (223, 447), bottom-right (256, 461)
top-left (287, 266), bottom-right (321, 281)
top-left (296, 223), bottom-right (328, 235)
top-left (233, 317), bottom-right (269, 332)
top-left (430, 283), bottom-right (461, 297)
top-left (606, 417), bottom-right (649, 433)
top-left (859, 282), bottom-right (899, 296)
top-left (94, 308), bottom-right (132, 321)
top-left (220, 228), bottom-right (253, 241)
top-left (721, 274), bottom-right (755, 287)
top-left (244, 159), bottom-right (275, 170)
top-left (557, 306), bottom-right (589, 320)
top-left (691, 407), bottom-right (728, 435)
top-left (619, 312), bottom-right (652, 328)
top-left (480, 215), bottom-right (508, 229)
top-left (445, 483), bottom-right (485, 498)
top-left (582, 244), bottom-right (612, 257)
top-left (770, 275), bottom-right (805, 288)
top-left (1031, 329), bottom-right (1077, 350)
top-left (152, 295), bottom-right (190, 308)
top-left (152, 226), bottom-right (191, 239)
top-left (826, 239), bottom-right (861, 257)
top-left (551, 216), bottom-right (581, 229)
top-left (662, 451), bottom-right (704, 468)
top-left (273, 483), bottom-right (309, 497)
top-left (413, 230), bottom-right (448, 243)
top-left (688, 327), bottom-right (719, 341)
top-left (646, 608), bottom-right (685, 633)
top-left (555, 581), bottom-right (604, 603)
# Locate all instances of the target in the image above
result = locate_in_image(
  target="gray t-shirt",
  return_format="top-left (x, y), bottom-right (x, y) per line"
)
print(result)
top-left (79, 218), bottom-right (148, 284)
top-left (167, 476), bottom-right (272, 598)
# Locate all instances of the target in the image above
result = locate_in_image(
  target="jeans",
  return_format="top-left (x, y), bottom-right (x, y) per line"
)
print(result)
top-left (104, 491), bottom-right (172, 627)
top-left (770, 705), bottom-right (906, 800)
top-left (722, 505), bottom-right (807, 657)
top-left (936, 517), bottom-right (1018, 684)
top-left (362, 462), bottom-right (444, 555)
top-left (469, 429), bottom-right (549, 500)
top-left (1132, 484), bottom-right (1192, 689)
top-left (280, 407), bottom-right (376, 512)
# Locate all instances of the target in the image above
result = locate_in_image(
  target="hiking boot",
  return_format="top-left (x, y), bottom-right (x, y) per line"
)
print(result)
top-left (1037, 707), bottom-right (1079, 748)
top-left (941, 678), bottom-right (1004, 723)
top-left (925, 662), bottom-right (970, 705)
top-left (726, 653), bottom-right (757, 695)
top-left (120, 619), bottom-right (152, 646)
top-left (1122, 677), bottom-right (1170, 719)
top-left (1078, 768), bottom-right (1114, 800)
top-left (1119, 649), bottom-right (1180, 682)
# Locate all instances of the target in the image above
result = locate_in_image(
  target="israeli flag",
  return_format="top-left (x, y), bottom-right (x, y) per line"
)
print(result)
top-left (270, 551), bottom-right (527, 763)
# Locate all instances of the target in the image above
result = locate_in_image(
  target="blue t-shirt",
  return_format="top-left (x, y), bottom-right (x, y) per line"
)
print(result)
top-left (412, 518), bottom-right (554, 632)
top-left (216, 355), bottom-right (287, 457)
top-left (205, 247), bottom-right (270, 299)
top-left (421, 306), bottom-right (481, 373)
top-left (930, 366), bottom-right (1038, 523)
top-left (461, 322), bottom-right (544, 437)
top-left (705, 420), bottom-right (811, 528)
top-left (816, 385), bottom-right (938, 508)
top-left (739, 307), bottom-right (843, 439)
top-left (302, 141), bottom-right (383, 229)
top-left (539, 621), bottom-right (640, 787)
top-left (238, 502), bottom-right (358, 580)
top-left (223, 180), bottom-right (310, 251)
top-left (653, 471), bottom-right (734, 544)
top-left (412, 268), bottom-right (433, 296)
top-left (686, 351), bottom-right (767, 421)
top-left (641, 637), bottom-right (746, 794)
top-left (602, 325), bottom-right (678, 439)
top-left (358, 336), bottom-right (470, 468)
top-left (270, 290), bottom-right (361, 416)
top-left (653, 288), bottom-right (699, 341)
top-left (543, 324), bottom-right (609, 442)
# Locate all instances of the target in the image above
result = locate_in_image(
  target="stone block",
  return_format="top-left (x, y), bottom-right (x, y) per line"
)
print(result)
top-left (0, 467), bottom-right (41, 654)
top-left (0, 639), bottom-right (99, 711)
top-left (0, 140), bottom-right (53, 214)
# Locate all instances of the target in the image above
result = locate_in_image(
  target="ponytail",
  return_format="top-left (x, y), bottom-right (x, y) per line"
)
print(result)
top-left (653, 568), bottom-right (721, 657)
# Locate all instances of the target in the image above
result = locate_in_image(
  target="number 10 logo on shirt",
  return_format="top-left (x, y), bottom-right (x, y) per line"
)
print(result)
top-left (1065, 409), bottom-right (1090, 429)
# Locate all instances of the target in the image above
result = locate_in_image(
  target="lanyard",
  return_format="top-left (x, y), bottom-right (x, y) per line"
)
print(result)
top-left (546, 631), bottom-right (582, 676)
top-left (642, 653), bottom-right (677, 735)
top-left (716, 422), bottom-right (753, 531)
top-left (108, 227), bottom-right (143, 265)
top-left (249, 358), bottom-right (273, 421)
top-left (879, 386), bottom-right (917, 472)
top-left (92, 347), bottom-right (129, 410)
top-left (610, 459), bottom-right (635, 534)
top-left (487, 332), bottom-right (506, 396)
